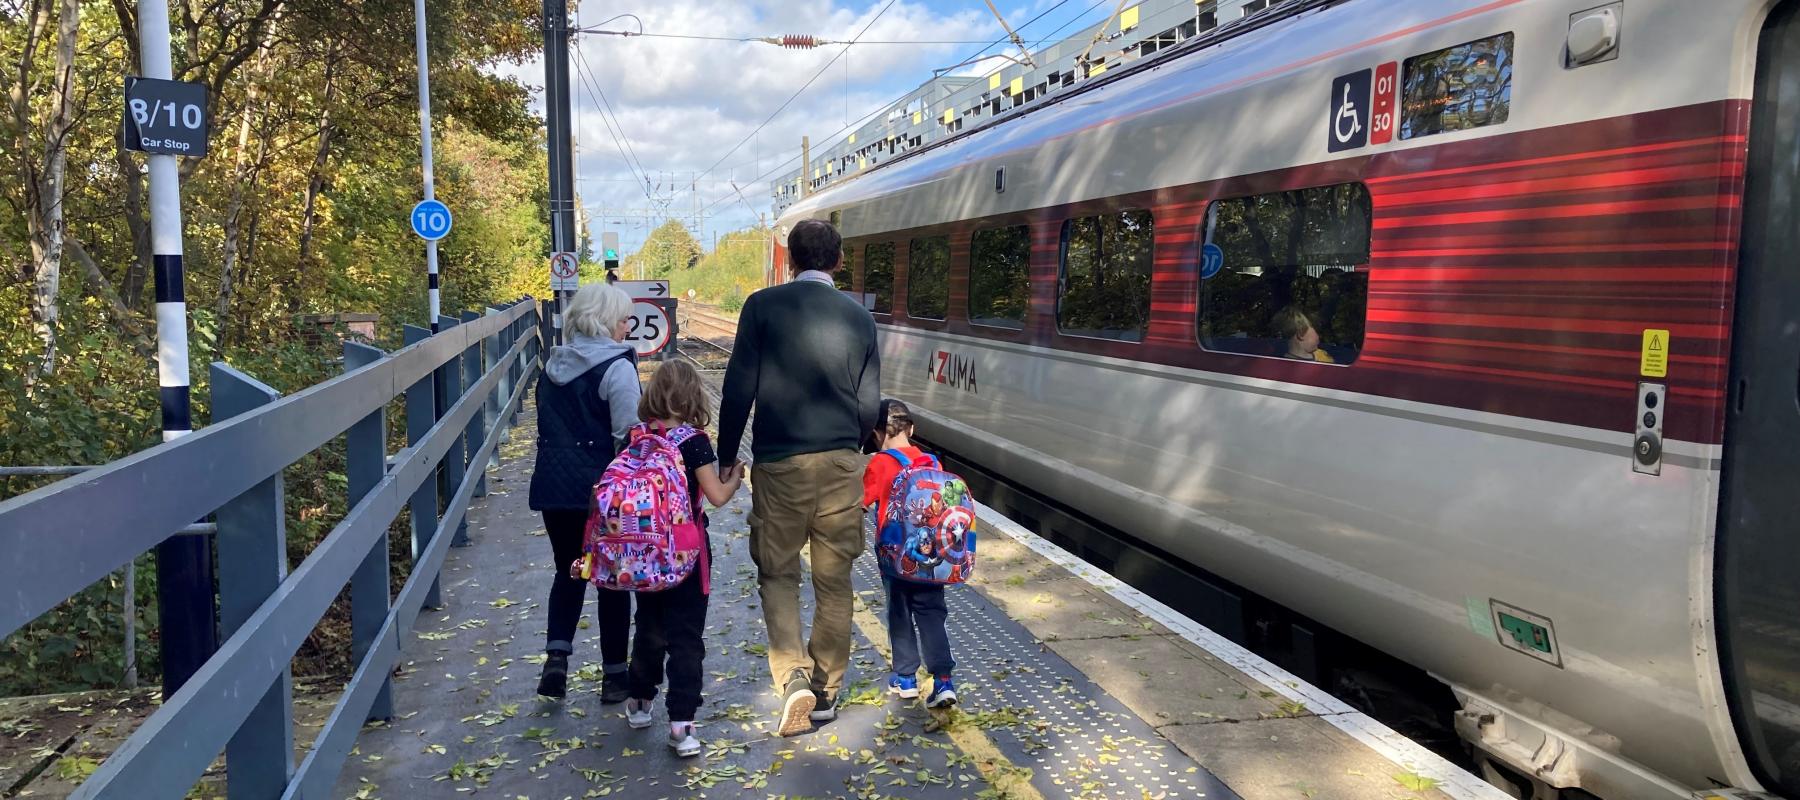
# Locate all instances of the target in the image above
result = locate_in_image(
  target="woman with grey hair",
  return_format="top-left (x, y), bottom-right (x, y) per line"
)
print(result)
top-left (530, 281), bottom-right (642, 702)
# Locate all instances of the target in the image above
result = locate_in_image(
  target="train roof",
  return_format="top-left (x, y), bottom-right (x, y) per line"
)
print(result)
top-left (776, 0), bottom-right (1757, 243)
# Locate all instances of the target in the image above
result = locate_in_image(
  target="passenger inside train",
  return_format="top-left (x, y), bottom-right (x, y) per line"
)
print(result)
top-left (1275, 306), bottom-right (1335, 363)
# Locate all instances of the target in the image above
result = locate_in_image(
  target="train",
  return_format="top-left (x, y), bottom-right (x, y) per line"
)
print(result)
top-left (770, 0), bottom-right (1800, 797)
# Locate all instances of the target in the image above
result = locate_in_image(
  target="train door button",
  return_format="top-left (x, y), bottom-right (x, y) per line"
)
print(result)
top-left (1635, 382), bottom-right (1666, 476)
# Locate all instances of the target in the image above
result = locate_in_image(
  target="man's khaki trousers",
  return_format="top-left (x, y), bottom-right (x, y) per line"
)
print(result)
top-left (748, 449), bottom-right (866, 698)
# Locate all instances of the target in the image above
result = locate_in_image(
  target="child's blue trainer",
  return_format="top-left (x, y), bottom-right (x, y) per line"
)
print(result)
top-left (888, 674), bottom-right (919, 699)
top-left (927, 676), bottom-right (957, 709)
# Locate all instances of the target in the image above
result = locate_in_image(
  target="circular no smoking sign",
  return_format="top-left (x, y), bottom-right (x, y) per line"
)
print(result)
top-left (550, 252), bottom-right (578, 279)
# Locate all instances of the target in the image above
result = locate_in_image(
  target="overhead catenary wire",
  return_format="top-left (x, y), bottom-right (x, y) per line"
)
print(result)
top-left (571, 29), bottom-right (1006, 45)
top-left (701, 0), bottom-right (1112, 225)
top-left (693, 0), bottom-right (899, 186)
top-left (573, 48), bottom-right (652, 183)
top-left (569, 48), bottom-right (655, 203)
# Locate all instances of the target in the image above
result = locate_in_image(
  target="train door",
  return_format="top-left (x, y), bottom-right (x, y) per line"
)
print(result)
top-left (1718, 1), bottom-right (1800, 795)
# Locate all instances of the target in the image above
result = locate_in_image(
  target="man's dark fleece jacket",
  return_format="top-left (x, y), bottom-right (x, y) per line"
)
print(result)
top-left (716, 279), bottom-right (880, 466)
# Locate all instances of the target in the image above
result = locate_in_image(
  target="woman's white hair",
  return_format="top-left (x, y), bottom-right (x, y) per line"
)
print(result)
top-left (565, 282), bottom-right (633, 338)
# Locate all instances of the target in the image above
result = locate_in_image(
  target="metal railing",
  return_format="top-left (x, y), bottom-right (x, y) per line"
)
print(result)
top-left (0, 298), bottom-right (544, 800)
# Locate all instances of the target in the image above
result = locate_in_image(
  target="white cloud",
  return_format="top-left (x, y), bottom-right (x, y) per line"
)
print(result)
top-left (950, 53), bottom-right (1013, 78)
top-left (491, 0), bottom-right (1008, 251)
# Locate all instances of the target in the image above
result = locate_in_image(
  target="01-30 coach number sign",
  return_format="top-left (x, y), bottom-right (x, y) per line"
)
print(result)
top-left (123, 77), bottom-right (209, 158)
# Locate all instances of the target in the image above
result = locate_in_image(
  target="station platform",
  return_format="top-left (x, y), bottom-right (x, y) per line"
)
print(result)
top-left (333, 396), bottom-right (1493, 800)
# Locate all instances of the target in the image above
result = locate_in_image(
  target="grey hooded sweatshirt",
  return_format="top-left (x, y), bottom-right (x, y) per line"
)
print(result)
top-left (542, 332), bottom-right (641, 449)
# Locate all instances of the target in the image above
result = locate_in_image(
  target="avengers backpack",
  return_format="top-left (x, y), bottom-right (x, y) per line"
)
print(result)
top-left (875, 450), bottom-right (976, 585)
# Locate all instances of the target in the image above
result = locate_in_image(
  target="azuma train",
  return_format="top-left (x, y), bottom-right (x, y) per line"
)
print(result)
top-left (773, 1), bottom-right (1800, 798)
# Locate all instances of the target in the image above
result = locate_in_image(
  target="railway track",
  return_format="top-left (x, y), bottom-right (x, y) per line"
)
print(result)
top-left (675, 304), bottom-right (735, 371)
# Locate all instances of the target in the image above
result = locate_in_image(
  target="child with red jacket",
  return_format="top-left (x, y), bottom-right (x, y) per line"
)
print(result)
top-left (861, 399), bottom-right (957, 709)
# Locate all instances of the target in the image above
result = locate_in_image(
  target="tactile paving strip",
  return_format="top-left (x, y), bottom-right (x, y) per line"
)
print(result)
top-left (852, 528), bottom-right (1239, 800)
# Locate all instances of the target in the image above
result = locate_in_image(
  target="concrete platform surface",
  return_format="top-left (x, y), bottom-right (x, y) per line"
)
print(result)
top-left (333, 394), bottom-right (1478, 800)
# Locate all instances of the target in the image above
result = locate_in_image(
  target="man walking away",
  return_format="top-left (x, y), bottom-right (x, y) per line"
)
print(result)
top-left (716, 219), bottom-right (881, 736)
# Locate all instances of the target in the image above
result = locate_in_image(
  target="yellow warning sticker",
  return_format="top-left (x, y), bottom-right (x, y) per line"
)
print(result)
top-left (1009, 76), bottom-right (1024, 96)
top-left (1641, 329), bottom-right (1670, 378)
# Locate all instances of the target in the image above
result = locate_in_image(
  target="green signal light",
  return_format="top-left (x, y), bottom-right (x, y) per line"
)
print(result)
top-left (604, 248), bottom-right (619, 260)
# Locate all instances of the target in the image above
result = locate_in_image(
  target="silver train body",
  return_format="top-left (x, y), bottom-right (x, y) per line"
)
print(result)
top-left (776, 1), bottom-right (1800, 797)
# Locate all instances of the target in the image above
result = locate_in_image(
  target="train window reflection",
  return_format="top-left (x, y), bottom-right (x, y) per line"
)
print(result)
top-left (1057, 210), bottom-right (1153, 341)
top-left (1401, 33), bottom-right (1513, 139)
top-left (908, 236), bottom-right (950, 320)
top-left (1199, 183), bottom-right (1370, 364)
top-left (835, 245), bottom-right (854, 291)
top-left (970, 225), bottom-right (1031, 329)
top-left (864, 242), bottom-right (895, 314)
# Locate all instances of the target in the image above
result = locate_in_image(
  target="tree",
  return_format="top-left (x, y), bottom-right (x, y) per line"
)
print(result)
top-left (621, 219), bottom-right (700, 279)
top-left (670, 225), bottom-right (772, 310)
top-left (5, 0), bottom-right (83, 380)
top-left (0, 0), bottom-right (557, 696)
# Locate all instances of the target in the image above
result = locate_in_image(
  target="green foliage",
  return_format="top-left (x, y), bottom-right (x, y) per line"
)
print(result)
top-left (1393, 772), bottom-right (1442, 792)
top-left (0, 0), bottom-right (549, 696)
top-left (621, 220), bottom-right (702, 280)
top-left (668, 226), bottom-right (770, 310)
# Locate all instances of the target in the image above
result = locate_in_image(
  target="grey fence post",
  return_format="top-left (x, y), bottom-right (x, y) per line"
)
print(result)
top-left (403, 324), bottom-right (443, 610)
top-left (459, 310), bottom-right (485, 512)
top-left (464, 311), bottom-right (486, 544)
top-left (486, 305), bottom-right (508, 475)
top-left (511, 311), bottom-right (526, 427)
top-left (436, 315), bottom-right (471, 547)
top-left (210, 363), bottom-right (294, 800)
top-left (489, 308), bottom-right (511, 443)
top-left (344, 341), bottom-right (394, 721)
top-left (538, 299), bottom-right (554, 362)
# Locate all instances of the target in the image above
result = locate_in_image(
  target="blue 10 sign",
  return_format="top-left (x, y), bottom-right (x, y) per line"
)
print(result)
top-left (411, 199), bottom-right (453, 241)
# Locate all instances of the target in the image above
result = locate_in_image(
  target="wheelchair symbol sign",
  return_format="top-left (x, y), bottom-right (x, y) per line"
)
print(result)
top-left (1328, 69), bottom-right (1371, 153)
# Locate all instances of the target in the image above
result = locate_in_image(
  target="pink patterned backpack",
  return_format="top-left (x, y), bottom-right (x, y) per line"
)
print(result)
top-left (574, 422), bottom-right (709, 594)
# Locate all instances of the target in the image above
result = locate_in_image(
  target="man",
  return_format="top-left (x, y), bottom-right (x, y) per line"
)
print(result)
top-left (716, 219), bottom-right (880, 736)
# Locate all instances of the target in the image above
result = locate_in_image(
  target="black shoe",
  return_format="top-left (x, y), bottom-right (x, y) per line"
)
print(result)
top-left (537, 653), bottom-right (569, 699)
top-left (809, 690), bottom-right (838, 723)
top-left (600, 670), bottom-right (630, 704)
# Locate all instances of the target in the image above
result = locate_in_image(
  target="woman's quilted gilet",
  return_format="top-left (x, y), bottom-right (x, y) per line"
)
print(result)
top-left (528, 352), bottom-right (633, 511)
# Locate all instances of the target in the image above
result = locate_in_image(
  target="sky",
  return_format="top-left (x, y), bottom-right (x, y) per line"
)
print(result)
top-left (490, 0), bottom-right (1123, 257)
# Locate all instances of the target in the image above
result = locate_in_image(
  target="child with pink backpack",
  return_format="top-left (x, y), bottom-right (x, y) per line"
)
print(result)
top-left (576, 361), bottom-right (741, 757)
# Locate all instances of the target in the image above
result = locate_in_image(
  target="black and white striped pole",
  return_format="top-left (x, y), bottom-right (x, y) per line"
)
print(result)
top-left (412, 0), bottom-right (450, 329)
top-left (128, 0), bottom-right (217, 696)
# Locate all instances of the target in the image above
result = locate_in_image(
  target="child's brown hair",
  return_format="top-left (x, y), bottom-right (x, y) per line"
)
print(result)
top-left (639, 360), bottom-right (712, 429)
top-left (877, 398), bottom-right (914, 440)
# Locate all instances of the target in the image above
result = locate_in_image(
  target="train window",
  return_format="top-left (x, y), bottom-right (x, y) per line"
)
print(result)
top-left (1198, 183), bottom-right (1371, 364)
top-left (970, 225), bottom-right (1031, 329)
top-left (1057, 210), bottom-right (1153, 342)
top-left (908, 236), bottom-right (950, 320)
top-left (864, 242), bottom-right (895, 314)
top-left (1401, 33), bottom-right (1513, 139)
top-left (834, 246), bottom-right (854, 291)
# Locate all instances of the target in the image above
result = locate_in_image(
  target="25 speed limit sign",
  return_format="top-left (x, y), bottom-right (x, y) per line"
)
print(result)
top-left (624, 300), bottom-right (674, 358)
